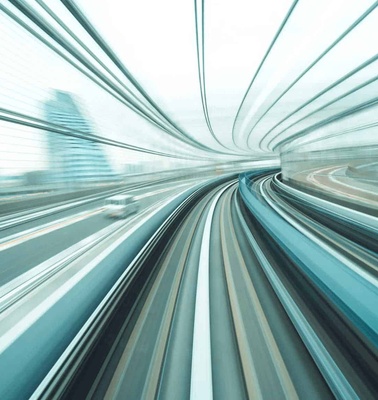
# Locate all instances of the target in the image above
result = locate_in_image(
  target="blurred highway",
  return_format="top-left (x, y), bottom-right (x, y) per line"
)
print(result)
top-left (286, 164), bottom-right (378, 214)
top-left (0, 176), bottom-right (201, 293)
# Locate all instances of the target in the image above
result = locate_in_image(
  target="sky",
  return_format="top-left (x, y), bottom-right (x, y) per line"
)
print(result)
top-left (1, 0), bottom-right (377, 176)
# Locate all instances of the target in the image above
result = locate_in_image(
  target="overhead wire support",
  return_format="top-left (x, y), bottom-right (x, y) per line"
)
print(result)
top-left (4, 2), bottom-right (185, 141)
top-left (285, 120), bottom-right (378, 152)
top-left (259, 53), bottom-right (378, 150)
top-left (60, 0), bottom-right (181, 129)
top-left (0, 107), bottom-right (215, 161)
top-left (61, 0), bottom-right (236, 155)
top-left (34, 0), bottom-right (231, 156)
top-left (274, 96), bottom-right (378, 152)
top-left (194, 0), bottom-right (233, 151)
top-left (245, 1), bottom-right (378, 152)
top-left (265, 72), bottom-right (378, 151)
top-left (6, 0), bottom-right (230, 155)
top-left (231, 0), bottom-right (300, 148)
top-left (34, 0), bottom-right (168, 125)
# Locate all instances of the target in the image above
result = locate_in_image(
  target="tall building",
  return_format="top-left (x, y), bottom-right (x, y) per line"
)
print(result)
top-left (44, 90), bottom-right (116, 183)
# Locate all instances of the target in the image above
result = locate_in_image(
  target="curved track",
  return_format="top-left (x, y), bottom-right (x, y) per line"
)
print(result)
top-left (44, 178), bottom-right (358, 400)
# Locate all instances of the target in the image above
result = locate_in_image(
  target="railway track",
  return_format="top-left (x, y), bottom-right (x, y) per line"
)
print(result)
top-left (32, 177), bottom-right (361, 399)
top-left (1, 172), bottom-right (372, 399)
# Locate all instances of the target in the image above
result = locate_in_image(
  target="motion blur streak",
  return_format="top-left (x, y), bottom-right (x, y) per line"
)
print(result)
top-left (0, 1), bottom-right (377, 399)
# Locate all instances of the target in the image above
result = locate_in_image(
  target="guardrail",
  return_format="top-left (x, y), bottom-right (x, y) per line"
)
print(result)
top-left (239, 171), bottom-right (378, 345)
top-left (272, 173), bottom-right (378, 253)
top-left (239, 171), bottom-right (378, 397)
top-left (273, 173), bottom-right (378, 234)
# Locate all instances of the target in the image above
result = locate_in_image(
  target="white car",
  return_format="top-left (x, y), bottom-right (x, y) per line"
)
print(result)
top-left (104, 194), bottom-right (139, 218)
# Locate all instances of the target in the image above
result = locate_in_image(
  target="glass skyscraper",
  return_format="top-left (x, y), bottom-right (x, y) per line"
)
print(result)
top-left (44, 90), bottom-right (115, 184)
